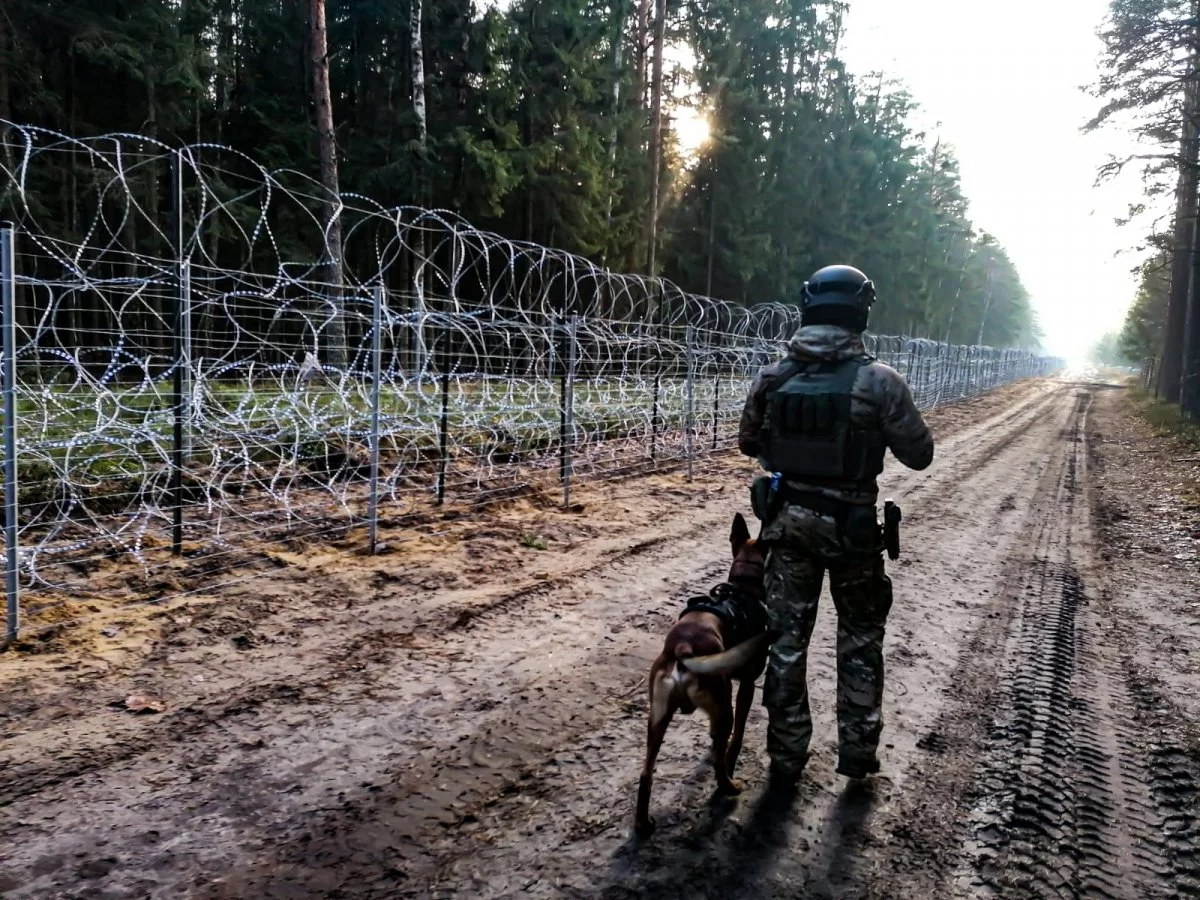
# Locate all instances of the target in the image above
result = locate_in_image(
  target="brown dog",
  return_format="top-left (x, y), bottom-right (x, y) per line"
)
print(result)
top-left (634, 512), bottom-right (770, 837)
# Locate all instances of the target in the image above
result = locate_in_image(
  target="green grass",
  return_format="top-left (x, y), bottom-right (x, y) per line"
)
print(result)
top-left (6, 375), bottom-right (747, 516)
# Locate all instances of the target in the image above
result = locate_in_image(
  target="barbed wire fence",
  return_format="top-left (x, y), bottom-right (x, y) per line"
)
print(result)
top-left (0, 122), bottom-right (1063, 641)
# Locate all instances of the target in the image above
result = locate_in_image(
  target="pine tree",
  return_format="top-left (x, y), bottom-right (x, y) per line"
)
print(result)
top-left (1090, 0), bottom-right (1196, 402)
top-left (309, 0), bottom-right (348, 364)
top-left (0, 0), bottom-right (1041, 351)
top-left (1119, 251), bottom-right (1172, 364)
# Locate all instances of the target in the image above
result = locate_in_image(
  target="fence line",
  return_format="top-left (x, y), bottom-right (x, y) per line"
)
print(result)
top-left (0, 123), bottom-right (1063, 640)
top-left (1141, 357), bottom-right (1160, 395)
top-left (2, 226), bottom-right (19, 642)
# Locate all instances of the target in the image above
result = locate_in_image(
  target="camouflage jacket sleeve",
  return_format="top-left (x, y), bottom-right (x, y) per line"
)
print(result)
top-left (876, 367), bottom-right (934, 470)
top-left (737, 367), bottom-right (774, 457)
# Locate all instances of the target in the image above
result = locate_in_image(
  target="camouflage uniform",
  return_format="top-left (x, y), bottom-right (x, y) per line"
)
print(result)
top-left (739, 325), bottom-right (934, 774)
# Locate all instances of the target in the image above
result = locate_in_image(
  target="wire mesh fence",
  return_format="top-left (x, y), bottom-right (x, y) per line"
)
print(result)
top-left (0, 122), bottom-right (1063, 639)
top-left (1141, 357), bottom-right (1160, 395)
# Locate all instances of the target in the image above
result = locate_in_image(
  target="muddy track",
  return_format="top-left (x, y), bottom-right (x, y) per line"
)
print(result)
top-left (3, 379), bottom-right (1200, 899)
top-left (887, 388), bottom-right (1200, 900)
top-left (952, 392), bottom-right (1164, 898)
top-left (0, 531), bottom-right (685, 809)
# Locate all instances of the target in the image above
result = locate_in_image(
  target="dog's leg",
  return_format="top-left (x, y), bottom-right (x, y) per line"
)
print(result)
top-left (725, 676), bottom-right (756, 777)
top-left (635, 672), bottom-right (675, 837)
top-left (699, 681), bottom-right (742, 795)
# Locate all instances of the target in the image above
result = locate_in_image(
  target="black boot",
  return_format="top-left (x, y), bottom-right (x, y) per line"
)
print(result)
top-left (766, 755), bottom-right (808, 793)
top-left (835, 751), bottom-right (880, 779)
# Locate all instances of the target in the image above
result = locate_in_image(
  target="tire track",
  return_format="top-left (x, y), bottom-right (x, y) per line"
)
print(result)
top-left (1120, 659), bottom-right (1200, 897)
top-left (950, 389), bottom-right (1200, 899)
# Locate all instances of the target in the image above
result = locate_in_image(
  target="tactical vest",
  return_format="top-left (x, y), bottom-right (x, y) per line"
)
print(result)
top-left (757, 358), bottom-right (886, 484)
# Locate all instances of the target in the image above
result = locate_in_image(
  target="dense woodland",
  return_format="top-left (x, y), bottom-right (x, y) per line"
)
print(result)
top-left (1096, 0), bottom-right (1200, 415)
top-left (0, 0), bottom-right (1042, 348)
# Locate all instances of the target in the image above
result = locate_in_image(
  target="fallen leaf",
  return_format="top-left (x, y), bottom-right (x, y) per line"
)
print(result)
top-left (124, 692), bottom-right (165, 714)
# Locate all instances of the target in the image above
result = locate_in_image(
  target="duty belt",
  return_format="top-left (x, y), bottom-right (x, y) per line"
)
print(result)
top-left (780, 487), bottom-right (851, 521)
top-left (778, 486), bottom-right (858, 544)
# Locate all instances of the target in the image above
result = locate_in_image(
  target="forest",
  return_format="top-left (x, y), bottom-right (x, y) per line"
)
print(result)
top-left (1097, 0), bottom-right (1200, 415)
top-left (0, 0), bottom-right (1042, 348)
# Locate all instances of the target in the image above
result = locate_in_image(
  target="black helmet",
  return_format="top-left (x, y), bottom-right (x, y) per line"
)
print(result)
top-left (801, 265), bottom-right (876, 331)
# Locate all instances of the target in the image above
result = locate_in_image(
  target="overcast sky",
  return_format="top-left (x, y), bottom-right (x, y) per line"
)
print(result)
top-left (841, 0), bottom-right (1151, 360)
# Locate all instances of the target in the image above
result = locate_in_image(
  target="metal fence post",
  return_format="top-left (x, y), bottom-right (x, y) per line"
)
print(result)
top-left (562, 315), bottom-right (578, 508)
top-left (711, 374), bottom-right (720, 452)
top-left (650, 283), bottom-right (662, 463)
top-left (556, 315), bottom-right (566, 485)
top-left (171, 269), bottom-right (186, 556)
top-left (685, 323), bottom-right (696, 482)
top-left (368, 285), bottom-right (384, 552)
top-left (2, 226), bottom-right (18, 643)
top-left (180, 261), bottom-right (193, 458)
top-left (932, 342), bottom-right (946, 409)
top-left (171, 152), bottom-right (186, 555)
top-left (436, 320), bottom-right (452, 506)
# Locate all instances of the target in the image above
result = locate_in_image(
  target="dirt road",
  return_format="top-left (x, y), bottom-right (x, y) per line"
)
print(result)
top-left (2, 378), bottom-right (1199, 899)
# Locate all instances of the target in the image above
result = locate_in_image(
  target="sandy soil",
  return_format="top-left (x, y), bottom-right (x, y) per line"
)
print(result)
top-left (1, 378), bottom-right (1198, 899)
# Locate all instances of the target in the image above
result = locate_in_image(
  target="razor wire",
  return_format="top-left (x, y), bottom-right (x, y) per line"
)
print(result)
top-left (0, 122), bottom-right (1062, 618)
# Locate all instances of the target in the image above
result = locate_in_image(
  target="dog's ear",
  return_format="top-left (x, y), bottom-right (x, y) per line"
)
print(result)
top-left (730, 512), bottom-right (751, 555)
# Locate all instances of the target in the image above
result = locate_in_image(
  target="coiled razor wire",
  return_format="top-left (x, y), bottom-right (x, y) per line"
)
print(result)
top-left (0, 122), bottom-right (1062, 607)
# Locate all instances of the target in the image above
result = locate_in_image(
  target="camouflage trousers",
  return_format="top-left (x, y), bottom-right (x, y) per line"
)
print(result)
top-left (760, 504), bottom-right (894, 771)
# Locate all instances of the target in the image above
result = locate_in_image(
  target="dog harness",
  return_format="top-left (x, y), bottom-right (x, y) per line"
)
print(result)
top-left (682, 582), bottom-right (768, 648)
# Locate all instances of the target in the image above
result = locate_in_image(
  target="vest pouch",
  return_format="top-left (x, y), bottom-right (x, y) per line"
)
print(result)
top-left (767, 434), bottom-right (851, 480)
top-left (759, 359), bottom-right (884, 483)
top-left (750, 474), bottom-right (781, 523)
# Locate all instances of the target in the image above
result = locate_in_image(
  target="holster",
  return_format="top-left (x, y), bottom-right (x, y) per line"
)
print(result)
top-left (882, 499), bottom-right (902, 561)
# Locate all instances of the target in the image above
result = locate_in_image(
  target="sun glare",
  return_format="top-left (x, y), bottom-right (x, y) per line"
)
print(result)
top-left (672, 106), bottom-right (712, 159)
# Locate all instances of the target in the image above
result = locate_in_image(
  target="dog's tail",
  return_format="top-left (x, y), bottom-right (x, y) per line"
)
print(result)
top-left (680, 632), bottom-right (772, 675)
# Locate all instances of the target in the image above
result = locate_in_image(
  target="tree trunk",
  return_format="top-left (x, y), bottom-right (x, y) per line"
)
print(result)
top-left (978, 256), bottom-right (995, 346)
top-left (1182, 261), bottom-right (1200, 411)
top-left (1183, 17), bottom-right (1200, 417)
top-left (215, 0), bottom-right (234, 144)
top-left (644, 0), bottom-right (667, 275)
top-left (633, 0), bottom-right (652, 111)
top-left (410, 0), bottom-right (429, 375)
top-left (0, 13), bottom-right (11, 177)
top-left (147, 63), bottom-right (172, 361)
top-left (1162, 76), bottom-right (1198, 403)
top-left (411, 0), bottom-right (428, 148)
top-left (520, 3), bottom-right (536, 245)
top-left (602, 0), bottom-right (629, 262)
top-left (705, 174), bottom-right (717, 298)
top-left (920, 135), bottom-right (943, 326)
top-left (309, 0), bottom-right (347, 366)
